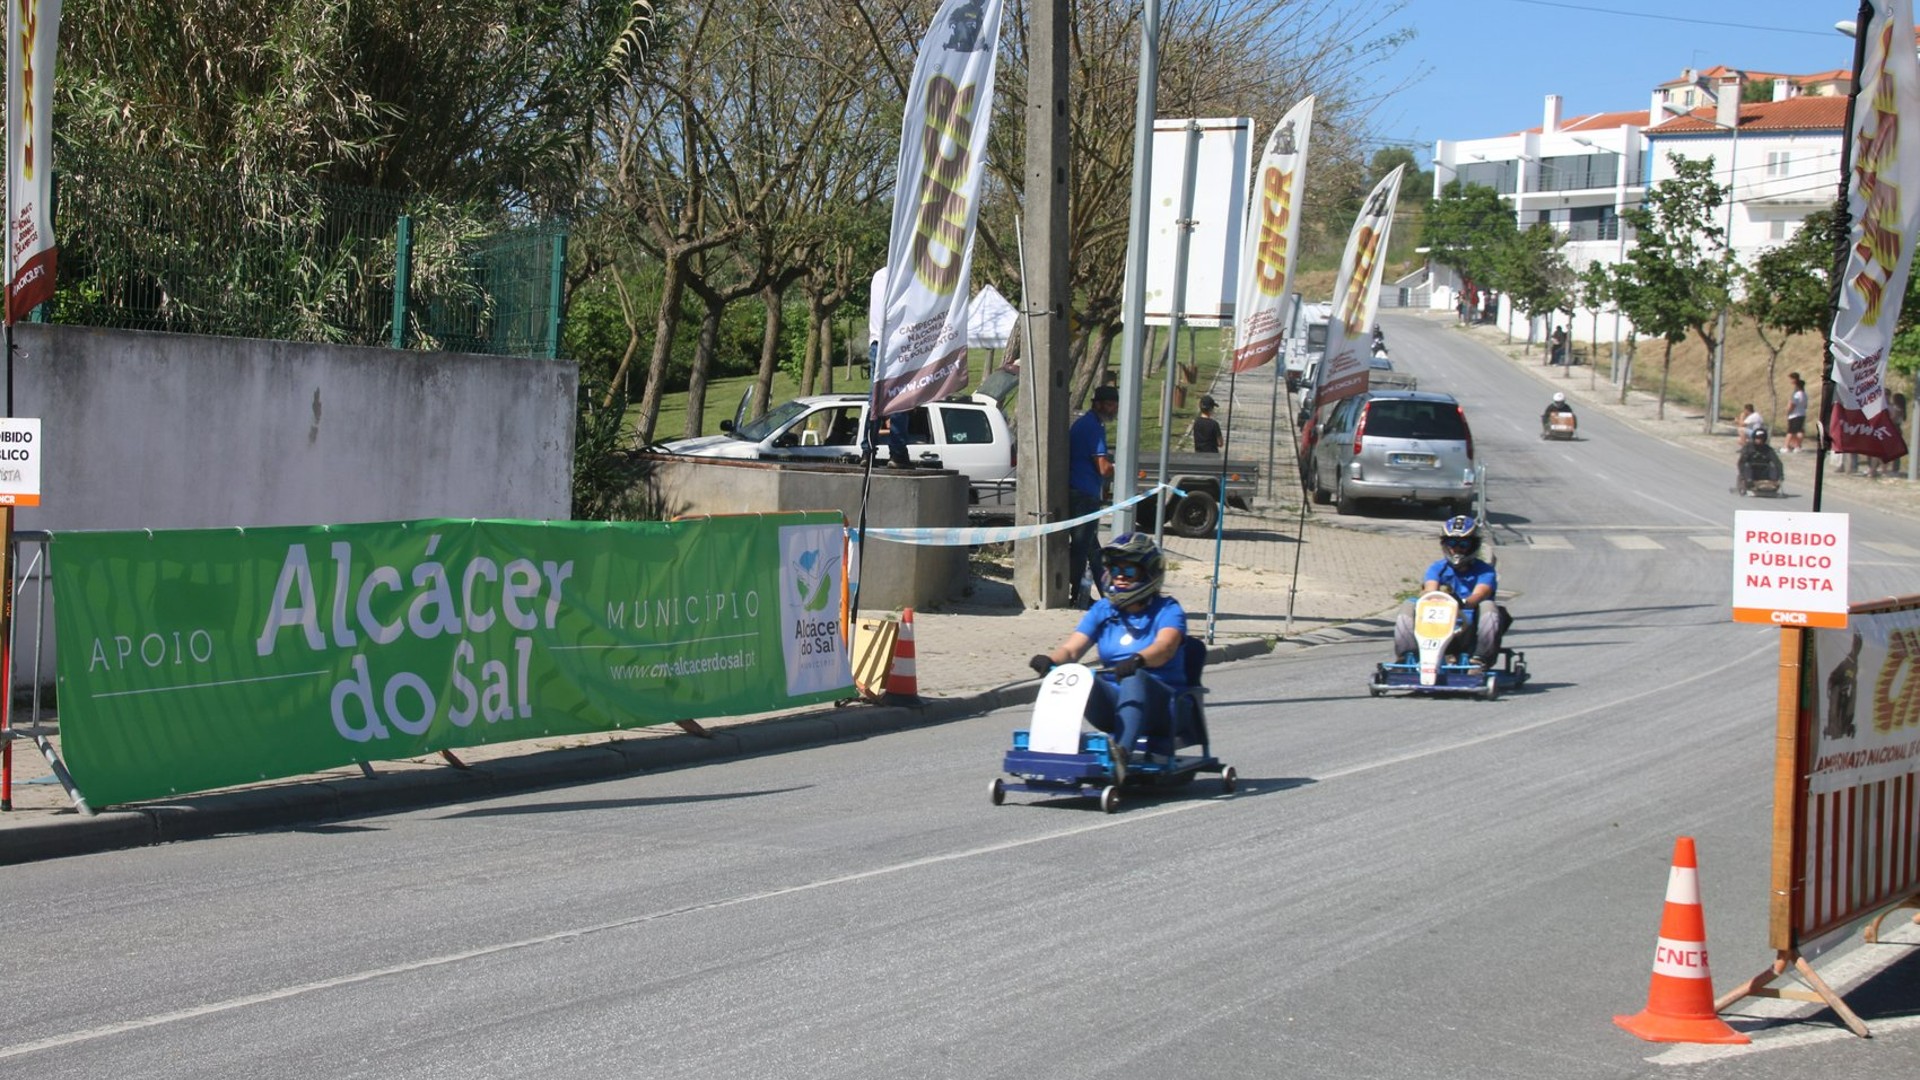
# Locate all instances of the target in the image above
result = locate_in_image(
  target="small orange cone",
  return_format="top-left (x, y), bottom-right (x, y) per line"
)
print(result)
top-left (1614, 837), bottom-right (1749, 1045)
top-left (883, 608), bottom-right (920, 703)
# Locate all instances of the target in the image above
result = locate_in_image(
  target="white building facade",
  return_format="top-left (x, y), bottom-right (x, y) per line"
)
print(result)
top-left (1426, 67), bottom-right (1845, 349)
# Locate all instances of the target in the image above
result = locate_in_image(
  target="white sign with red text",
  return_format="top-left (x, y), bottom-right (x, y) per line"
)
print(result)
top-left (1731, 510), bottom-right (1848, 628)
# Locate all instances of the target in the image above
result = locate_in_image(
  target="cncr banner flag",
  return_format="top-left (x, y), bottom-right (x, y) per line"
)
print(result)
top-left (1315, 164), bottom-right (1404, 410)
top-left (1829, 0), bottom-right (1919, 461)
top-left (875, 0), bottom-right (1002, 418)
top-left (1230, 96), bottom-right (1314, 373)
top-left (5, 0), bottom-right (61, 320)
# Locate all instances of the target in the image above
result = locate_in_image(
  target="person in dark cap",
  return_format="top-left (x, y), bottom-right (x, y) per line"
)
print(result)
top-left (1191, 394), bottom-right (1221, 453)
top-left (1068, 384), bottom-right (1121, 607)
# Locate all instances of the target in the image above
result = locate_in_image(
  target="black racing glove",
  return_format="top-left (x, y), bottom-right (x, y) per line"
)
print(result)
top-left (1109, 655), bottom-right (1142, 679)
top-left (1028, 654), bottom-right (1054, 677)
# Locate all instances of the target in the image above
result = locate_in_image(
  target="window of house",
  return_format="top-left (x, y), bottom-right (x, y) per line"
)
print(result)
top-left (1769, 219), bottom-right (1789, 241)
top-left (1767, 151), bottom-right (1790, 178)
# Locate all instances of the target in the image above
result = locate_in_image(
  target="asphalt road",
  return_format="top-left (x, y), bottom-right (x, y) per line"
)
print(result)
top-left (4, 316), bottom-right (1917, 1079)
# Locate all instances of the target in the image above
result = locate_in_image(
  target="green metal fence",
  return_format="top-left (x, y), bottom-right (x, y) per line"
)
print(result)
top-left (47, 145), bottom-right (565, 359)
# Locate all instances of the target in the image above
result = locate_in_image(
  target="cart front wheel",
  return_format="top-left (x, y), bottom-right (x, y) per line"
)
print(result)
top-left (1482, 674), bottom-right (1500, 701)
top-left (1221, 766), bottom-right (1238, 794)
top-left (1099, 785), bottom-right (1120, 814)
top-left (989, 777), bottom-right (1006, 806)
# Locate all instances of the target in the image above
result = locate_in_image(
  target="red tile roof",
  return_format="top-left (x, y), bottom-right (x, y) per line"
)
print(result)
top-left (1648, 96), bottom-right (1848, 135)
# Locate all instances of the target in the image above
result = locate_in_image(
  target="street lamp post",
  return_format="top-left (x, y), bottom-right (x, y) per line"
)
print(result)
top-left (1662, 94), bottom-right (1740, 435)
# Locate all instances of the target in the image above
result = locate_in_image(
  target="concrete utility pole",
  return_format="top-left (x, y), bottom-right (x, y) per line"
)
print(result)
top-left (1014, 0), bottom-right (1072, 607)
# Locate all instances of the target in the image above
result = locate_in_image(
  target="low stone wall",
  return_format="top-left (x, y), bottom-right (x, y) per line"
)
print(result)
top-left (640, 455), bottom-right (969, 612)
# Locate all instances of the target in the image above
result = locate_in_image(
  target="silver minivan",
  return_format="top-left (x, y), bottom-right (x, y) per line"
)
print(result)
top-left (1306, 389), bottom-right (1475, 515)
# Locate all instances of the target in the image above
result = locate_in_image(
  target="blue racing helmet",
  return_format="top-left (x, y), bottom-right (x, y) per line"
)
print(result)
top-left (1440, 515), bottom-right (1482, 567)
top-left (1101, 532), bottom-right (1165, 606)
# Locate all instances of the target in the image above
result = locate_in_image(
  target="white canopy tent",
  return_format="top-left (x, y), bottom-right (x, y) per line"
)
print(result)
top-left (967, 284), bottom-right (1018, 349)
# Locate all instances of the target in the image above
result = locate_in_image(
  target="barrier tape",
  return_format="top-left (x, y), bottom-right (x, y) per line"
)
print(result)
top-left (858, 485), bottom-right (1184, 547)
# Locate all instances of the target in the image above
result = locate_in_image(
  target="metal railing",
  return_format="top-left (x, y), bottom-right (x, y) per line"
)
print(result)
top-left (0, 531), bottom-right (83, 814)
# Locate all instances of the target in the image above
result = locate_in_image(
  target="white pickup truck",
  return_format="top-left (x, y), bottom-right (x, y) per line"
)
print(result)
top-left (657, 389), bottom-right (1017, 507)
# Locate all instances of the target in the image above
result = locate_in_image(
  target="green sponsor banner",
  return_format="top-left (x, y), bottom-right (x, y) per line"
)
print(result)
top-left (52, 514), bottom-right (853, 806)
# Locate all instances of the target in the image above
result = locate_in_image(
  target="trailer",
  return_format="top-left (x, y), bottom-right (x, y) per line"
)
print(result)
top-left (1135, 452), bottom-right (1259, 537)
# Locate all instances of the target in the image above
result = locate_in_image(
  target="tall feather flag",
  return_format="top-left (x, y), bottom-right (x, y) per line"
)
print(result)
top-left (874, 0), bottom-right (1002, 418)
top-left (1314, 165), bottom-right (1404, 409)
top-left (1829, 0), bottom-right (1919, 461)
top-left (1230, 97), bottom-right (1315, 373)
top-left (5, 0), bottom-right (62, 321)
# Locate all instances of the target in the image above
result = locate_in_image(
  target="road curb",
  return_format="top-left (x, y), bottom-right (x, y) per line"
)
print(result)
top-left (0, 637), bottom-right (1281, 866)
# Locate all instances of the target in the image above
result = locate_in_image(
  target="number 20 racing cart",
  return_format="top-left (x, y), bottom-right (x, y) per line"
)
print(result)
top-left (1369, 590), bottom-right (1528, 700)
top-left (990, 640), bottom-right (1235, 814)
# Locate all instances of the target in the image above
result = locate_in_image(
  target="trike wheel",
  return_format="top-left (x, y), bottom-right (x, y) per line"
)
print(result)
top-left (1220, 766), bottom-right (1238, 794)
top-left (1482, 674), bottom-right (1499, 701)
top-left (988, 777), bottom-right (1006, 806)
top-left (1099, 785), bottom-right (1121, 814)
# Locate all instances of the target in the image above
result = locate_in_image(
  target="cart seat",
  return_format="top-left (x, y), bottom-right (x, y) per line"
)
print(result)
top-left (1142, 638), bottom-right (1209, 754)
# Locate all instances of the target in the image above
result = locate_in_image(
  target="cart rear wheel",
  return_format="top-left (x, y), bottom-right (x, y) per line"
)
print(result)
top-left (1482, 674), bottom-right (1499, 701)
top-left (1221, 766), bottom-right (1237, 794)
top-left (989, 778), bottom-right (1006, 806)
top-left (1099, 785), bottom-right (1120, 814)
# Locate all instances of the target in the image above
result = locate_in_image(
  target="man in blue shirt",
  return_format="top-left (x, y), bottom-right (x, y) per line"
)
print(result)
top-left (1067, 385), bottom-right (1119, 607)
top-left (1030, 533), bottom-right (1186, 782)
top-left (1391, 515), bottom-right (1512, 671)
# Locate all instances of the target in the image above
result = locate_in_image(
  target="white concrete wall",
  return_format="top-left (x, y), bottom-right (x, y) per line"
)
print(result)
top-left (6, 323), bottom-right (577, 690)
top-left (10, 324), bottom-right (575, 531)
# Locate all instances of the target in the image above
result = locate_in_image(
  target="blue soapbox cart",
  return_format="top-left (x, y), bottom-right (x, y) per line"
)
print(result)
top-left (990, 639), bottom-right (1235, 813)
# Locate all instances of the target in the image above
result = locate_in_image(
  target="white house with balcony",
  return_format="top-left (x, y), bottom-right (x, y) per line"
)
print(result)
top-left (1426, 66), bottom-right (1846, 348)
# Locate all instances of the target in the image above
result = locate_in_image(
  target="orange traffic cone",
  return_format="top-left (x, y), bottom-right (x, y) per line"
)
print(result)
top-left (884, 608), bottom-right (920, 703)
top-left (1614, 837), bottom-right (1749, 1045)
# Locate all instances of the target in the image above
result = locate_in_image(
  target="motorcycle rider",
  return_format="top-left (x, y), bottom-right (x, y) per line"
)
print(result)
top-left (1541, 391), bottom-right (1574, 434)
top-left (1030, 533), bottom-right (1188, 782)
top-left (1391, 516), bottom-right (1512, 674)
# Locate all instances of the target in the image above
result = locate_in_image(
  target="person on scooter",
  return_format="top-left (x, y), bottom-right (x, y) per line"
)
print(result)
top-left (1391, 516), bottom-right (1512, 674)
top-left (1029, 533), bottom-right (1188, 781)
top-left (1541, 391), bottom-right (1574, 434)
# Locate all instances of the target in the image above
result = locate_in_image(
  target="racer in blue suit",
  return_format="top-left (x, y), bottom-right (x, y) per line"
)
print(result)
top-left (1029, 533), bottom-right (1185, 782)
top-left (1391, 516), bottom-right (1512, 670)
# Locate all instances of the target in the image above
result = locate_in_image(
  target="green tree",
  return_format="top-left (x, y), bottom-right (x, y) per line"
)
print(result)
top-left (60, 0), bottom-right (653, 210)
top-left (1616, 155), bottom-right (1730, 419)
top-left (1421, 181), bottom-right (1515, 296)
top-left (1491, 222), bottom-right (1573, 353)
top-left (1741, 210), bottom-right (1832, 421)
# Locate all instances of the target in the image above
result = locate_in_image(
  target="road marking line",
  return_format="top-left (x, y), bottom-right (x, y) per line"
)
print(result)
top-left (1, 641), bottom-right (1782, 1061)
top-left (1690, 535), bottom-right (1733, 550)
top-left (1527, 535), bottom-right (1573, 549)
top-left (0, 802), bottom-right (1209, 1061)
top-left (1863, 540), bottom-right (1920, 557)
top-left (1606, 535), bottom-right (1665, 550)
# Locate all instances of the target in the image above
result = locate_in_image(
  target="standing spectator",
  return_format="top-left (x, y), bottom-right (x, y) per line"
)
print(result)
top-left (1456, 296), bottom-right (1470, 325)
top-left (1068, 386), bottom-right (1120, 608)
top-left (1889, 392), bottom-right (1909, 476)
top-left (1549, 325), bottom-right (1569, 366)
top-left (1191, 395), bottom-right (1222, 453)
top-left (1785, 372), bottom-right (1808, 453)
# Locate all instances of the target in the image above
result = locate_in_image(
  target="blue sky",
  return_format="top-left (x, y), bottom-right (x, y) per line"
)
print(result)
top-left (1375, 0), bottom-right (1863, 156)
